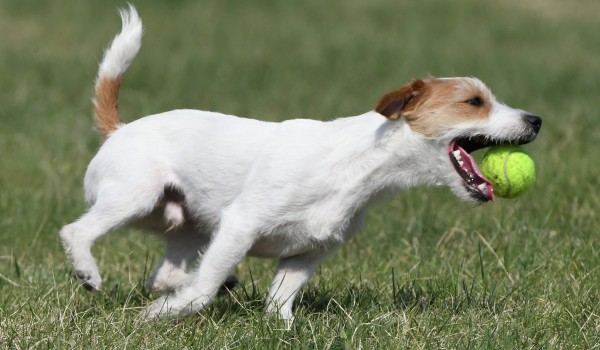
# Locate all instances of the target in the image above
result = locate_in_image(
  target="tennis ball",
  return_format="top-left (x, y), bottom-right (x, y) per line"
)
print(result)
top-left (480, 145), bottom-right (536, 198)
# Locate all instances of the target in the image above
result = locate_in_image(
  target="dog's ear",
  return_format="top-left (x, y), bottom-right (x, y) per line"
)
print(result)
top-left (375, 80), bottom-right (426, 121)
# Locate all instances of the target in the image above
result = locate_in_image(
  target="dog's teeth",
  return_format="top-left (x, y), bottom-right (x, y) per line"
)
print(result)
top-left (452, 150), bottom-right (462, 161)
top-left (478, 183), bottom-right (487, 191)
top-left (458, 160), bottom-right (464, 166)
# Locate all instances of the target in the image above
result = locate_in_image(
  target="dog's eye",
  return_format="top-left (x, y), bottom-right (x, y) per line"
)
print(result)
top-left (466, 96), bottom-right (484, 107)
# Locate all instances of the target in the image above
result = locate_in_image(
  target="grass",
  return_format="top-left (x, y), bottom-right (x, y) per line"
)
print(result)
top-left (1, 0), bottom-right (599, 348)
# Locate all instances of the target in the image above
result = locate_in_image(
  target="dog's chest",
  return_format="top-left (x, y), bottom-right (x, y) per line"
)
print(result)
top-left (246, 227), bottom-right (344, 259)
top-left (247, 206), bottom-right (366, 258)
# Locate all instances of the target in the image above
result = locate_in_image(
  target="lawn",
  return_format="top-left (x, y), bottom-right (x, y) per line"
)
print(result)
top-left (1, 0), bottom-right (599, 348)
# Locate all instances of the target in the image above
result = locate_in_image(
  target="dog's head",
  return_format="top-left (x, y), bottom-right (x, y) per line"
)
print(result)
top-left (376, 77), bottom-right (541, 204)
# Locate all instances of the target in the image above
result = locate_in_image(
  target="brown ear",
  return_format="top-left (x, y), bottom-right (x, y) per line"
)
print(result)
top-left (375, 79), bottom-right (426, 121)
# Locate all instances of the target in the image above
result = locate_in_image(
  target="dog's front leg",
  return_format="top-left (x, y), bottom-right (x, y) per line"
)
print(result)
top-left (142, 211), bottom-right (256, 319)
top-left (266, 253), bottom-right (323, 321)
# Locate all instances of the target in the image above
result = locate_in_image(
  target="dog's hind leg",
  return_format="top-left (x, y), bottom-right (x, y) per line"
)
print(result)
top-left (60, 184), bottom-right (158, 291)
top-left (142, 206), bottom-right (255, 318)
top-left (146, 230), bottom-right (208, 293)
top-left (266, 254), bottom-right (323, 321)
top-left (146, 230), bottom-right (240, 294)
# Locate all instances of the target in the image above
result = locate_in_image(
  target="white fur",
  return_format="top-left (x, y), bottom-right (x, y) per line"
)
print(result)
top-left (97, 4), bottom-right (142, 80)
top-left (60, 6), bottom-right (539, 321)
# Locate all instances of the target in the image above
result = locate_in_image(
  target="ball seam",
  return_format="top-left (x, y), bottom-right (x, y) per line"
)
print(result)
top-left (502, 150), bottom-right (516, 197)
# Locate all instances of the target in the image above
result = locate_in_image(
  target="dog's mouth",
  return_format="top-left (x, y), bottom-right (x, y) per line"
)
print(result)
top-left (449, 137), bottom-right (494, 202)
top-left (449, 120), bottom-right (541, 202)
top-left (449, 135), bottom-right (536, 202)
top-left (448, 114), bottom-right (542, 202)
top-left (450, 133), bottom-right (541, 202)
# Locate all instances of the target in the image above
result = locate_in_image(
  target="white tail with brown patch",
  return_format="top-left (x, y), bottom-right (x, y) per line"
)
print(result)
top-left (93, 5), bottom-right (142, 139)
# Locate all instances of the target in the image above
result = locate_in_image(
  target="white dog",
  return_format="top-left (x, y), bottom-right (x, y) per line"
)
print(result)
top-left (60, 6), bottom-right (541, 320)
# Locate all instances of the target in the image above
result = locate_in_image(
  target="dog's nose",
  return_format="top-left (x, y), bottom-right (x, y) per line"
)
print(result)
top-left (524, 114), bottom-right (542, 133)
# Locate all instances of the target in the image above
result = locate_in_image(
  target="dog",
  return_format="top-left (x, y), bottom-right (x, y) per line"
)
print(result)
top-left (60, 5), bottom-right (541, 321)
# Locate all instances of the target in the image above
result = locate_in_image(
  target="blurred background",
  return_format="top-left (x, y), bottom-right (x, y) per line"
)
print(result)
top-left (0, 0), bottom-right (598, 347)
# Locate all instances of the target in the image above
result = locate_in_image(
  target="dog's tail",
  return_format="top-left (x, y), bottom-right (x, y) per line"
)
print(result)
top-left (93, 5), bottom-right (142, 140)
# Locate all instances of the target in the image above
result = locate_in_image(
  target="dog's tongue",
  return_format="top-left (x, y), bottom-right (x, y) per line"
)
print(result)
top-left (449, 142), bottom-right (495, 201)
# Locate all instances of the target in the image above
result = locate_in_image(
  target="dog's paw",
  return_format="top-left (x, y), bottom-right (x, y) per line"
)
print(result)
top-left (141, 295), bottom-right (195, 320)
top-left (141, 296), bottom-right (171, 320)
top-left (141, 292), bottom-right (214, 320)
top-left (145, 271), bottom-right (191, 294)
top-left (75, 269), bottom-right (102, 291)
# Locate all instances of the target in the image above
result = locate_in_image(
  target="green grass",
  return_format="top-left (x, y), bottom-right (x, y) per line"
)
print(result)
top-left (1, 0), bottom-right (599, 348)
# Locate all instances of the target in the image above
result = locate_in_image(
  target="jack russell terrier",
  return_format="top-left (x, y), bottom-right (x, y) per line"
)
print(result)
top-left (60, 5), bottom-right (541, 320)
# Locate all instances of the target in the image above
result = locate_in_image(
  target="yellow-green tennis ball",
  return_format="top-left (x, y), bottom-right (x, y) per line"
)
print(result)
top-left (480, 145), bottom-right (536, 198)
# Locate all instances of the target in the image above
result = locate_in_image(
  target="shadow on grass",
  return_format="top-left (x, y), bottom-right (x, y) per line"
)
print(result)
top-left (390, 279), bottom-right (505, 314)
top-left (294, 282), bottom-right (506, 317)
top-left (65, 264), bottom-right (511, 321)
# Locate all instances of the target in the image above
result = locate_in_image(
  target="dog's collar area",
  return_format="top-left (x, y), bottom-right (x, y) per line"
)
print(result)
top-left (448, 140), bottom-right (495, 202)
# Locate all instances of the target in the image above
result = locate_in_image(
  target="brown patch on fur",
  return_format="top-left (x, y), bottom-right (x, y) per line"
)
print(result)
top-left (375, 80), bottom-right (426, 120)
top-left (376, 78), bottom-right (493, 137)
top-left (94, 77), bottom-right (123, 140)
